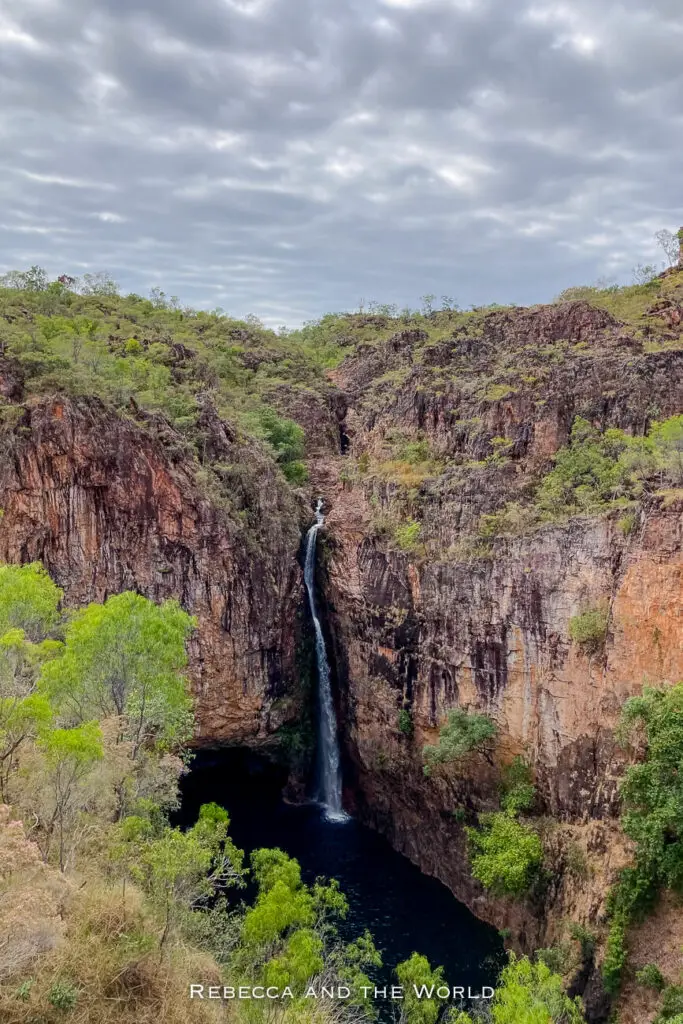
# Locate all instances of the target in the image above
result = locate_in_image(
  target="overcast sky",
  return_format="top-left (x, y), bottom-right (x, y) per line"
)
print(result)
top-left (0, 0), bottom-right (681, 327)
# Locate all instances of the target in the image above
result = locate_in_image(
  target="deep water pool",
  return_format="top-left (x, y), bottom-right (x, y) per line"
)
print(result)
top-left (178, 748), bottom-right (505, 1012)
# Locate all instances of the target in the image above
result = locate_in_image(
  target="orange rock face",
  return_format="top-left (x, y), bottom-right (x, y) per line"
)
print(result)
top-left (0, 396), bottom-right (304, 745)
top-left (307, 302), bottom-right (683, 968)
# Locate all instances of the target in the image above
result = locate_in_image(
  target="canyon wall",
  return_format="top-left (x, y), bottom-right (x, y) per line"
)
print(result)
top-left (304, 300), bottom-right (683, 979)
top-left (0, 386), bottom-right (305, 744)
top-left (2, 287), bottom-right (683, 1018)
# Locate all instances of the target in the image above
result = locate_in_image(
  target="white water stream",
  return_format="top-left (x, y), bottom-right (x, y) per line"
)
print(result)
top-left (303, 499), bottom-right (346, 821)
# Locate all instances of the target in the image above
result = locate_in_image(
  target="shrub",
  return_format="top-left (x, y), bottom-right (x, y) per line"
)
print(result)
top-left (655, 986), bottom-right (683, 1023)
top-left (535, 945), bottom-right (569, 974)
top-left (636, 964), bottom-right (665, 992)
top-left (398, 708), bottom-right (413, 737)
top-left (455, 953), bottom-right (586, 1024)
top-left (394, 520), bottom-right (421, 552)
top-left (650, 415), bottom-right (683, 484)
top-left (620, 683), bottom-right (683, 893)
top-left (282, 459), bottom-right (308, 485)
top-left (565, 841), bottom-right (590, 881)
top-left (536, 418), bottom-right (635, 514)
top-left (423, 709), bottom-right (497, 776)
top-left (500, 756), bottom-right (535, 814)
top-left (618, 510), bottom-right (637, 536)
top-left (569, 922), bottom-right (596, 962)
top-left (466, 812), bottom-right (543, 897)
top-left (602, 917), bottom-right (628, 994)
top-left (568, 603), bottom-right (609, 655)
top-left (48, 979), bottom-right (79, 1010)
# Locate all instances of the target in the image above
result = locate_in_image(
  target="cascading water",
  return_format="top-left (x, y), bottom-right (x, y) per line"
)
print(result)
top-left (304, 499), bottom-right (346, 821)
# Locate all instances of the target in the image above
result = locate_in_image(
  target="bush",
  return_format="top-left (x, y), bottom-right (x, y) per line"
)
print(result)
top-left (620, 683), bottom-right (683, 893)
top-left (466, 812), bottom-right (543, 897)
top-left (398, 708), bottom-right (413, 737)
top-left (568, 603), bottom-right (609, 655)
top-left (602, 917), bottom-right (628, 994)
top-left (423, 709), bottom-right (496, 776)
top-left (655, 986), bottom-right (683, 1023)
top-left (455, 953), bottom-right (586, 1024)
top-left (394, 520), bottom-right (421, 552)
top-left (500, 756), bottom-right (535, 814)
top-left (48, 979), bottom-right (79, 1010)
top-left (282, 459), bottom-right (308, 485)
top-left (636, 963), bottom-right (665, 992)
top-left (618, 510), bottom-right (637, 536)
top-left (569, 922), bottom-right (596, 962)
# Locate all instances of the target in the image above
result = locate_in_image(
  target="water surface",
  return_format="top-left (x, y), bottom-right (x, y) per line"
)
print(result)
top-left (179, 749), bottom-right (504, 1005)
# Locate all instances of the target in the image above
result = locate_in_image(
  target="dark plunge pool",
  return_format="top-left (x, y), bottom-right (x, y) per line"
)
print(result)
top-left (178, 749), bottom-right (504, 1007)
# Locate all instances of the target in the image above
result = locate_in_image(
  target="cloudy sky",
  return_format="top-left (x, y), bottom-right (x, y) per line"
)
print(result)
top-left (0, 0), bottom-right (681, 326)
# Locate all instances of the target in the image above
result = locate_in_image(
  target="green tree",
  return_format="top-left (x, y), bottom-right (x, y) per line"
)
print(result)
top-left (650, 416), bottom-right (683, 484)
top-left (115, 802), bottom-right (244, 950)
top-left (467, 813), bottom-right (543, 897)
top-left (0, 562), bottom-right (63, 640)
top-left (337, 931), bottom-right (383, 1014)
top-left (500, 756), bottom-right (536, 815)
top-left (620, 683), bottom-right (683, 893)
top-left (0, 564), bottom-right (63, 799)
top-left (455, 954), bottom-right (585, 1023)
top-left (40, 592), bottom-right (195, 759)
top-left (423, 709), bottom-right (497, 776)
top-left (396, 952), bottom-right (445, 1024)
top-left (38, 722), bottom-right (104, 870)
top-left (0, 629), bottom-right (54, 799)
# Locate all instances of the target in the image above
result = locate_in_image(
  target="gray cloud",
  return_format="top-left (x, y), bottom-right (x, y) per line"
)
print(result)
top-left (0, 0), bottom-right (681, 325)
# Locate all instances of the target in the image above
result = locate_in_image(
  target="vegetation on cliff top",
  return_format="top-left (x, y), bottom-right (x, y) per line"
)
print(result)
top-left (3, 262), bottom-right (683, 557)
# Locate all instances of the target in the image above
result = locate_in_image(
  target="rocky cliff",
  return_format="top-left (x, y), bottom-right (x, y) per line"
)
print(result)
top-left (302, 287), bottom-right (683, 1016)
top-left (2, 271), bottom-right (683, 1020)
top-left (0, 382), bottom-right (305, 745)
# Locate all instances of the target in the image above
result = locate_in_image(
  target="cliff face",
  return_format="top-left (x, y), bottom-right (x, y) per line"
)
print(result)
top-left (2, 277), bottom-right (683, 1015)
top-left (305, 297), bottom-right (683, 962)
top-left (0, 387), bottom-right (304, 744)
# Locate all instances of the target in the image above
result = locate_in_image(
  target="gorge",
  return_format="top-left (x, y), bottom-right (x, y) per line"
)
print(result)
top-left (1, 264), bottom-right (683, 1023)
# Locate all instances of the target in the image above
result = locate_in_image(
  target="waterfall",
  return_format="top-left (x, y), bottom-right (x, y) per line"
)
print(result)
top-left (304, 499), bottom-right (346, 821)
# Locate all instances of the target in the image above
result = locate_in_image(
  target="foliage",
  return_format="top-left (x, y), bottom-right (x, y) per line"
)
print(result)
top-left (568, 923), bottom-right (596, 963)
top-left (394, 519), bottom-right (422, 552)
top-left (603, 682), bottom-right (683, 991)
top-left (568, 604), bottom-right (609, 656)
top-left (37, 721), bottom-right (104, 870)
top-left (619, 684), bottom-right (683, 893)
top-left (649, 416), bottom-right (683, 484)
top-left (0, 563), bottom-right (63, 640)
top-left (48, 979), bottom-right (80, 1010)
top-left (455, 953), bottom-right (586, 1023)
top-left (0, 627), bottom-right (57, 800)
top-left (601, 917), bottom-right (627, 995)
top-left (655, 986), bottom-right (683, 1024)
top-left (398, 708), bottom-right (414, 737)
top-left (479, 411), bottom-right (683, 541)
top-left (40, 592), bottom-right (196, 760)
top-left (636, 964), bottom-right (665, 991)
top-left (258, 407), bottom-right (307, 483)
top-left (467, 813), bottom-right (543, 897)
top-left (395, 952), bottom-right (444, 1024)
top-left (423, 708), bottom-right (497, 776)
top-left (500, 756), bottom-right (535, 815)
top-left (536, 419), bottom-right (640, 515)
top-left (112, 802), bottom-right (244, 948)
